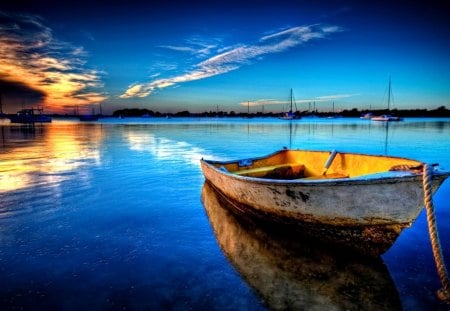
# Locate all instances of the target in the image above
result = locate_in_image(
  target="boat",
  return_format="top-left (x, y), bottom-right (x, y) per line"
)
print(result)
top-left (371, 114), bottom-right (402, 121)
top-left (78, 114), bottom-right (99, 121)
top-left (0, 92), bottom-right (7, 119)
top-left (246, 101), bottom-right (253, 119)
top-left (327, 101), bottom-right (342, 118)
top-left (201, 182), bottom-right (402, 309)
top-left (200, 149), bottom-right (449, 255)
top-left (372, 77), bottom-right (403, 121)
top-left (8, 108), bottom-right (52, 123)
top-left (77, 105), bottom-right (100, 121)
top-left (279, 89), bottom-right (300, 120)
top-left (360, 112), bottom-right (374, 119)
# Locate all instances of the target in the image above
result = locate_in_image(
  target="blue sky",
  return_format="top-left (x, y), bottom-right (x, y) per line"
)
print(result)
top-left (0, 1), bottom-right (449, 114)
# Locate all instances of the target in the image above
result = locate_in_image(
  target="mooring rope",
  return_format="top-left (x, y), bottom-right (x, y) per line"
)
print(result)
top-left (423, 163), bottom-right (450, 303)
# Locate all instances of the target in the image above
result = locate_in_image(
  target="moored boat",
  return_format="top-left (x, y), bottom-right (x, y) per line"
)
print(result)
top-left (78, 114), bottom-right (99, 121)
top-left (371, 76), bottom-right (403, 122)
top-left (200, 149), bottom-right (449, 255)
top-left (360, 112), bottom-right (374, 119)
top-left (77, 105), bottom-right (100, 121)
top-left (8, 108), bottom-right (52, 123)
top-left (371, 114), bottom-right (402, 121)
top-left (279, 88), bottom-right (300, 120)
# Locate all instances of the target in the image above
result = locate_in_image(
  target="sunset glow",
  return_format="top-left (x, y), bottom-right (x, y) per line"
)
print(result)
top-left (0, 124), bottom-right (102, 192)
top-left (0, 1), bottom-right (448, 114)
top-left (0, 11), bottom-right (106, 113)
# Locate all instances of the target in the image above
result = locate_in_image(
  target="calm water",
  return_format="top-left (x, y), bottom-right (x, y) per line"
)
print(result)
top-left (0, 117), bottom-right (449, 310)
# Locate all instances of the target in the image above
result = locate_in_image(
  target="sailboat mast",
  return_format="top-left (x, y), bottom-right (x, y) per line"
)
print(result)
top-left (290, 88), bottom-right (293, 111)
top-left (387, 76), bottom-right (391, 110)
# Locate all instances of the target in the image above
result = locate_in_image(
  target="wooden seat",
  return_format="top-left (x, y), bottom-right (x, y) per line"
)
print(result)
top-left (302, 172), bottom-right (349, 180)
top-left (233, 163), bottom-right (305, 179)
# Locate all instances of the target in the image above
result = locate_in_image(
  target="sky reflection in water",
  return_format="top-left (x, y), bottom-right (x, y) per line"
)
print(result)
top-left (0, 117), bottom-right (449, 310)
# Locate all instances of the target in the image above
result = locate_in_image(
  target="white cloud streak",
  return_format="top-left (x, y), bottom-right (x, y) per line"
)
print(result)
top-left (315, 93), bottom-right (359, 100)
top-left (120, 24), bottom-right (342, 99)
top-left (239, 99), bottom-right (286, 107)
top-left (159, 45), bottom-right (198, 53)
top-left (240, 93), bottom-right (359, 106)
top-left (159, 36), bottom-right (219, 57)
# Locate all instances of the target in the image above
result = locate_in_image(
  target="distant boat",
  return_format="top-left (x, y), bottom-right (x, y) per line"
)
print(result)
top-left (279, 89), bottom-right (300, 120)
top-left (372, 114), bottom-right (402, 121)
top-left (0, 92), bottom-right (7, 119)
top-left (372, 77), bottom-right (403, 122)
top-left (360, 112), bottom-right (374, 119)
top-left (327, 101), bottom-right (342, 118)
top-left (246, 101), bottom-right (253, 119)
top-left (8, 108), bottom-right (52, 123)
top-left (78, 106), bottom-right (100, 121)
top-left (200, 149), bottom-right (449, 255)
top-left (78, 115), bottom-right (99, 121)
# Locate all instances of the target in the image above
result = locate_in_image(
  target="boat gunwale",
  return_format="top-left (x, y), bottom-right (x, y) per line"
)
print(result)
top-left (201, 149), bottom-right (450, 186)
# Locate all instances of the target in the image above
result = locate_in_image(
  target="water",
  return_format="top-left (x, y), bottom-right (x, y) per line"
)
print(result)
top-left (0, 117), bottom-right (449, 310)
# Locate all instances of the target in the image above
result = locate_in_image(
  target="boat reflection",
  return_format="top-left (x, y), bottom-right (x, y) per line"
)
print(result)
top-left (201, 182), bottom-right (402, 310)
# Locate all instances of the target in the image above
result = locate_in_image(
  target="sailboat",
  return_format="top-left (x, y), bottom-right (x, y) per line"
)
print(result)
top-left (78, 105), bottom-right (100, 121)
top-left (0, 92), bottom-right (6, 119)
top-left (8, 107), bottom-right (52, 123)
top-left (372, 77), bottom-right (403, 121)
top-left (360, 112), bottom-right (374, 119)
top-left (246, 101), bottom-right (253, 118)
top-left (279, 89), bottom-right (300, 120)
top-left (327, 101), bottom-right (342, 119)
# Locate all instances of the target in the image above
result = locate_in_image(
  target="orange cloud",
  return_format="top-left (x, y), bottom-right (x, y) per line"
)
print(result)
top-left (0, 11), bottom-right (106, 113)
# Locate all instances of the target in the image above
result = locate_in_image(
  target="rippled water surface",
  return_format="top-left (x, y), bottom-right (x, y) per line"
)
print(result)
top-left (0, 117), bottom-right (449, 310)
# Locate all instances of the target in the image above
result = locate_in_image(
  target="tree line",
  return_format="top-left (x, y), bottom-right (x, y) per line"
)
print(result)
top-left (111, 106), bottom-right (450, 118)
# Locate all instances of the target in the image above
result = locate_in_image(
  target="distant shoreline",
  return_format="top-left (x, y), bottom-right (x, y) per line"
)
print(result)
top-left (42, 106), bottom-right (450, 119)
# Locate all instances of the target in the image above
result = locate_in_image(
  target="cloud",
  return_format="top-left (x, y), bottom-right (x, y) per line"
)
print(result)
top-left (239, 93), bottom-right (359, 107)
top-left (239, 99), bottom-right (286, 107)
top-left (159, 45), bottom-right (198, 53)
top-left (0, 11), bottom-right (106, 113)
top-left (314, 93), bottom-right (360, 101)
top-left (0, 79), bottom-right (45, 99)
top-left (121, 84), bottom-right (151, 98)
top-left (159, 36), bottom-right (219, 58)
top-left (121, 24), bottom-right (342, 99)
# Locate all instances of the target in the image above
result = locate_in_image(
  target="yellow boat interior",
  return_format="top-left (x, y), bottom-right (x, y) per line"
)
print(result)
top-left (216, 149), bottom-right (423, 180)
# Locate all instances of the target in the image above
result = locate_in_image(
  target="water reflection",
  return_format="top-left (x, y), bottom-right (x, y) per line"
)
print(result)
top-left (0, 124), bottom-right (102, 194)
top-left (125, 130), bottom-right (218, 166)
top-left (201, 182), bottom-right (402, 310)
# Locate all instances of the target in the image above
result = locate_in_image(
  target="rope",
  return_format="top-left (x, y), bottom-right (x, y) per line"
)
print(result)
top-left (423, 163), bottom-right (450, 303)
